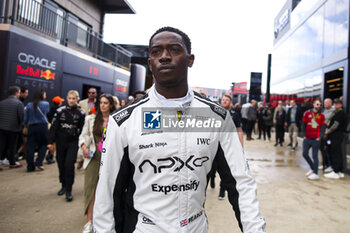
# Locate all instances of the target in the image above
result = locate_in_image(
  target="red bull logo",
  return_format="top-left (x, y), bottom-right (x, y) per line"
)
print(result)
top-left (16, 65), bottom-right (40, 77)
top-left (16, 64), bottom-right (55, 81)
top-left (40, 69), bottom-right (55, 80)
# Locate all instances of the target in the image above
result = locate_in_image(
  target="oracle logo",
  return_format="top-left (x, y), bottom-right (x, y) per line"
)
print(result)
top-left (18, 52), bottom-right (56, 70)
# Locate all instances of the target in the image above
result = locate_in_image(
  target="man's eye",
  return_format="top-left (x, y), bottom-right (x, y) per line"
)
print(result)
top-left (169, 47), bottom-right (180, 53)
top-left (151, 49), bottom-right (161, 55)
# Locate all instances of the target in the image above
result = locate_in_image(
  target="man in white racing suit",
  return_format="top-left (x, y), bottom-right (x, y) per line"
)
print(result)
top-left (93, 26), bottom-right (266, 233)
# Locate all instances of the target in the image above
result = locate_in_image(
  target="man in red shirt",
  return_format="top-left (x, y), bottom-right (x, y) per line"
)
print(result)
top-left (302, 99), bottom-right (326, 180)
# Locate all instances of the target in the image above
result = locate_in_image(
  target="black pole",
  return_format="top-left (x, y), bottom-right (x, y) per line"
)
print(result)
top-left (266, 54), bottom-right (271, 104)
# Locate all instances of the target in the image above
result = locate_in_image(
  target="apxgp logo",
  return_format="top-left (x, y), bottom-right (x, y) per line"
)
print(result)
top-left (139, 155), bottom-right (209, 173)
top-left (143, 110), bottom-right (161, 129)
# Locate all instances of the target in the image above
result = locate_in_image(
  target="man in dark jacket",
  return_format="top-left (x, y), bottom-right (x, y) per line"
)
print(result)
top-left (0, 86), bottom-right (24, 168)
top-left (246, 99), bottom-right (257, 140)
top-left (285, 100), bottom-right (303, 151)
top-left (324, 98), bottom-right (348, 179)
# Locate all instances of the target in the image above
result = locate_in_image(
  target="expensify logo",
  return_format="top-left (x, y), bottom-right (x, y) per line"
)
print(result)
top-left (152, 180), bottom-right (200, 195)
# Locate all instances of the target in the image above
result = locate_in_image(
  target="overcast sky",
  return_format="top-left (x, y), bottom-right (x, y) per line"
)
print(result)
top-left (104, 0), bottom-right (286, 90)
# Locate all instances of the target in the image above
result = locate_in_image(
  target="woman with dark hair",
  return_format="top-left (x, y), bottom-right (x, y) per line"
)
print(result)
top-left (79, 93), bottom-right (115, 233)
top-left (24, 89), bottom-right (50, 172)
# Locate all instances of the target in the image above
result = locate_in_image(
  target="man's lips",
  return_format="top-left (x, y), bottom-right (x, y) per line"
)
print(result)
top-left (158, 65), bottom-right (175, 73)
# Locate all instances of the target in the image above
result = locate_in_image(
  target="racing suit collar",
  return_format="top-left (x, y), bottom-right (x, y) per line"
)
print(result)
top-left (150, 85), bottom-right (193, 108)
top-left (66, 105), bottom-right (78, 110)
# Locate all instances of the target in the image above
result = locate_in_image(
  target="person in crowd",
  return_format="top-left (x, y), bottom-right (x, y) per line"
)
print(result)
top-left (79, 87), bottom-right (97, 115)
top-left (220, 94), bottom-right (244, 146)
top-left (273, 100), bottom-right (284, 118)
top-left (301, 99), bottom-right (326, 180)
top-left (233, 102), bottom-right (242, 118)
top-left (15, 86), bottom-right (29, 161)
top-left (324, 98), bottom-right (347, 179)
top-left (246, 99), bottom-right (257, 140)
top-left (47, 96), bottom-right (65, 123)
top-left (79, 93), bottom-right (116, 233)
top-left (241, 101), bottom-right (251, 133)
top-left (199, 91), bottom-right (207, 97)
top-left (134, 90), bottom-right (146, 99)
top-left (93, 26), bottom-right (265, 233)
top-left (257, 103), bottom-right (266, 140)
top-left (274, 104), bottom-right (286, 147)
top-left (128, 95), bottom-right (135, 103)
top-left (284, 99), bottom-right (291, 114)
top-left (120, 99), bottom-right (127, 108)
top-left (48, 90), bottom-right (85, 202)
top-left (0, 86), bottom-right (24, 169)
top-left (24, 89), bottom-right (50, 172)
top-left (262, 105), bottom-right (273, 142)
top-left (112, 96), bottom-right (120, 110)
top-left (212, 94), bottom-right (244, 199)
top-left (319, 98), bottom-right (334, 172)
top-left (77, 88), bottom-right (97, 169)
top-left (285, 100), bottom-right (303, 151)
top-left (45, 96), bottom-right (65, 164)
top-left (19, 86), bottom-right (29, 104)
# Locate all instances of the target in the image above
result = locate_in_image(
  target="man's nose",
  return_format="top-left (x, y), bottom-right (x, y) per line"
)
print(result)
top-left (159, 49), bottom-right (171, 62)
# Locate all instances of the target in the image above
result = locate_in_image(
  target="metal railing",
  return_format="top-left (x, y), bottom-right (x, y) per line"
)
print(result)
top-left (1, 0), bottom-right (131, 69)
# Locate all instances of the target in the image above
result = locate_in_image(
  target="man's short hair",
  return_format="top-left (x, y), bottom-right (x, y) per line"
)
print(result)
top-left (149, 26), bottom-right (192, 54)
top-left (223, 94), bottom-right (232, 101)
top-left (88, 87), bottom-right (97, 93)
top-left (134, 90), bottom-right (146, 96)
top-left (8, 86), bottom-right (20, 96)
top-left (20, 86), bottom-right (28, 93)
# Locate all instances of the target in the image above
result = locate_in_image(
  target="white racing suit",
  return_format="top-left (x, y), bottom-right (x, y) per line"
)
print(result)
top-left (93, 85), bottom-right (266, 233)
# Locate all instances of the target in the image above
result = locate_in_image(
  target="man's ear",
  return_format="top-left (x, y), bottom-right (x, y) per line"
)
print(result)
top-left (188, 54), bottom-right (195, 68)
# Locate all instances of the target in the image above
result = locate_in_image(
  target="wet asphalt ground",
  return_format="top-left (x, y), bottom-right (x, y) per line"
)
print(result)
top-left (0, 133), bottom-right (349, 233)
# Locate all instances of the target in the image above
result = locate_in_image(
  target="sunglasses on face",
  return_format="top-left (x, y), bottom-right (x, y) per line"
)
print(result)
top-left (88, 92), bottom-right (96, 94)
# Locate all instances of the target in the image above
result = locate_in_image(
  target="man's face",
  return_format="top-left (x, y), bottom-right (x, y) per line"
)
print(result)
top-left (313, 101), bottom-right (321, 111)
top-left (221, 96), bottom-right (231, 109)
top-left (278, 101), bottom-right (283, 106)
top-left (148, 31), bottom-right (194, 88)
top-left (334, 102), bottom-right (342, 110)
top-left (21, 90), bottom-right (28, 99)
top-left (291, 100), bottom-right (296, 107)
top-left (88, 88), bottom-right (97, 100)
top-left (15, 90), bottom-right (20, 98)
top-left (324, 99), bottom-right (332, 109)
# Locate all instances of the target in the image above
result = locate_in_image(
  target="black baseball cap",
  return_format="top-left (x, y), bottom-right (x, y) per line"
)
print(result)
top-left (333, 98), bottom-right (342, 104)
